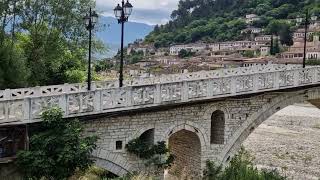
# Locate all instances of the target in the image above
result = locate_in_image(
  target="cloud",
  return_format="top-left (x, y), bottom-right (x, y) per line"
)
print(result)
top-left (96, 0), bottom-right (179, 25)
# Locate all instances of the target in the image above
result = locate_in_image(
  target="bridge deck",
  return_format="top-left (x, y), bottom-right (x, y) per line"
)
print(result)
top-left (0, 64), bottom-right (319, 125)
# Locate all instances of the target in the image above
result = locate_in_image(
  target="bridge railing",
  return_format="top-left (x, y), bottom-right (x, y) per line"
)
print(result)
top-left (0, 64), bottom-right (300, 101)
top-left (0, 64), bottom-right (319, 124)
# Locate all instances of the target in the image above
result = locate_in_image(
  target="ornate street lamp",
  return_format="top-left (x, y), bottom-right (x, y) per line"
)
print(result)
top-left (83, 8), bottom-right (98, 91)
top-left (114, 0), bottom-right (133, 87)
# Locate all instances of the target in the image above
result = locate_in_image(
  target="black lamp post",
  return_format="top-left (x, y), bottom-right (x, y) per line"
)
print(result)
top-left (83, 8), bottom-right (98, 91)
top-left (303, 10), bottom-right (309, 68)
top-left (114, 0), bottom-right (133, 87)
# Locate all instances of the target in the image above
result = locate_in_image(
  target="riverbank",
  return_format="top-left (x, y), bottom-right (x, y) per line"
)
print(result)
top-left (244, 103), bottom-right (320, 180)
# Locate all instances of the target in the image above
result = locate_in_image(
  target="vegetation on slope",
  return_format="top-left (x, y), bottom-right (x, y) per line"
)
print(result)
top-left (145, 0), bottom-right (320, 47)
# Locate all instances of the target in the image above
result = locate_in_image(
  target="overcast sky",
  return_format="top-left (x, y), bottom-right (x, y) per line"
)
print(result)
top-left (96, 0), bottom-right (179, 25)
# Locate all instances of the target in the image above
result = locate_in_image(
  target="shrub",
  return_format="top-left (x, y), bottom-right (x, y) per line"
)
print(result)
top-left (126, 139), bottom-right (174, 168)
top-left (203, 147), bottom-right (286, 180)
top-left (16, 107), bottom-right (98, 180)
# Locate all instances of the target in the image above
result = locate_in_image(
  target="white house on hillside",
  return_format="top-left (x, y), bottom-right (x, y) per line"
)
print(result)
top-left (169, 44), bottom-right (208, 55)
top-left (245, 14), bottom-right (260, 24)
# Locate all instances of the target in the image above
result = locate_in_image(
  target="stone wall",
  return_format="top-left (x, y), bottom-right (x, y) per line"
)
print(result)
top-left (82, 86), bottom-right (320, 177)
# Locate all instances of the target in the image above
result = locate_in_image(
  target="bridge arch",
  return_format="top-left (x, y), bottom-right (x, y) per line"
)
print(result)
top-left (164, 122), bottom-right (209, 149)
top-left (168, 129), bottom-right (202, 179)
top-left (220, 88), bottom-right (320, 163)
top-left (127, 125), bottom-right (156, 145)
top-left (93, 148), bottom-right (131, 176)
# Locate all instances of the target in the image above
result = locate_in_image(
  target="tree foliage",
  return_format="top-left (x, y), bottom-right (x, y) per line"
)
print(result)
top-left (178, 49), bottom-right (195, 58)
top-left (0, 35), bottom-right (29, 89)
top-left (16, 107), bottom-right (98, 180)
top-left (0, 0), bottom-right (104, 89)
top-left (145, 0), bottom-right (318, 47)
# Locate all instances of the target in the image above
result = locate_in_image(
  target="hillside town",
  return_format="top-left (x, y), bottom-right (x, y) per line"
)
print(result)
top-left (99, 13), bottom-right (320, 80)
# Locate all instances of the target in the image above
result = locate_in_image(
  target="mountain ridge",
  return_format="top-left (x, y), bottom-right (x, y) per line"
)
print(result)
top-left (96, 16), bottom-right (154, 58)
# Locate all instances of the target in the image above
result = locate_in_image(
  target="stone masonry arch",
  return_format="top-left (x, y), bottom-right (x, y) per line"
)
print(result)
top-left (163, 122), bottom-right (209, 150)
top-left (163, 122), bottom-right (209, 177)
top-left (127, 125), bottom-right (156, 144)
top-left (168, 129), bottom-right (202, 179)
top-left (92, 148), bottom-right (131, 176)
top-left (220, 87), bottom-right (320, 163)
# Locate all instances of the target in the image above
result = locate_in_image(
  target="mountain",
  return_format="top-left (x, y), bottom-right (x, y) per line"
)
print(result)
top-left (145, 0), bottom-right (320, 48)
top-left (96, 16), bottom-right (154, 58)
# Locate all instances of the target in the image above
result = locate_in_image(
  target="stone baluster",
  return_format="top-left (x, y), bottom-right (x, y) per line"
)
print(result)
top-left (4, 89), bottom-right (11, 100)
top-left (23, 98), bottom-right (31, 121)
top-left (230, 78), bottom-right (237, 95)
top-left (91, 82), bottom-right (97, 91)
top-left (207, 79), bottom-right (214, 98)
top-left (34, 86), bottom-right (42, 97)
top-left (252, 74), bottom-right (259, 92)
top-left (63, 83), bottom-right (70, 94)
top-left (273, 71), bottom-right (280, 89)
top-left (154, 84), bottom-right (161, 104)
top-left (60, 94), bottom-right (68, 116)
top-left (94, 90), bottom-right (102, 113)
top-left (311, 67), bottom-right (318, 84)
top-left (181, 81), bottom-right (189, 102)
top-left (4, 101), bottom-right (8, 122)
top-left (126, 87), bottom-right (133, 107)
top-left (293, 69), bottom-right (300, 86)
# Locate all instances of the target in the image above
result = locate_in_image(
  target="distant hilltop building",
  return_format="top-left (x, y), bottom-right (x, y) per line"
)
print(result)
top-left (293, 27), bottom-right (319, 40)
top-left (296, 14), bottom-right (319, 27)
top-left (169, 40), bottom-right (270, 58)
top-left (245, 14), bottom-right (260, 24)
top-left (255, 35), bottom-right (279, 42)
top-left (241, 27), bottom-right (263, 34)
top-left (127, 39), bottom-right (155, 56)
top-left (169, 43), bottom-right (208, 55)
top-left (281, 35), bottom-right (320, 60)
top-left (209, 40), bottom-right (268, 52)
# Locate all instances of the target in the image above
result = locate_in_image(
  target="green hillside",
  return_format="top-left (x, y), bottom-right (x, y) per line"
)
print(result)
top-left (145, 0), bottom-right (320, 48)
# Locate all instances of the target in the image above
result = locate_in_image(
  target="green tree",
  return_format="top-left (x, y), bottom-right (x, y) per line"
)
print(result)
top-left (270, 35), bottom-right (274, 55)
top-left (273, 38), bottom-right (280, 54)
top-left (0, 36), bottom-right (29, 89)
top-left (178, 49), bottom-right (195, 58)
top-left (266, 20), bottom-right (293, 46)
top-left (0, 0), bottom-right (105, 88)
top-left (16, 107), bottom-right (98, 180)
top-left (242, 50), bottom-right (255, 58)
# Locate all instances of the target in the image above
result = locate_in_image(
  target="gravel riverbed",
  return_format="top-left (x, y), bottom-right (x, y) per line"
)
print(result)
top-left (243, 103), bottom-right (320, 180)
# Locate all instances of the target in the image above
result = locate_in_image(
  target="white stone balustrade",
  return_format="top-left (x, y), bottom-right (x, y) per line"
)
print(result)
top-left (0, 64), bottom-right (319, 124)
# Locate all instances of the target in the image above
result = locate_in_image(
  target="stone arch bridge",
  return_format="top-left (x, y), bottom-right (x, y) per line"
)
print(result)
top-left (1, 64), bottom-right (320, 178)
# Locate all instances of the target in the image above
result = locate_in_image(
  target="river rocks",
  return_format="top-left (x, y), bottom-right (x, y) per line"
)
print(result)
top-left (244, 103), bottom-right (320, 180)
